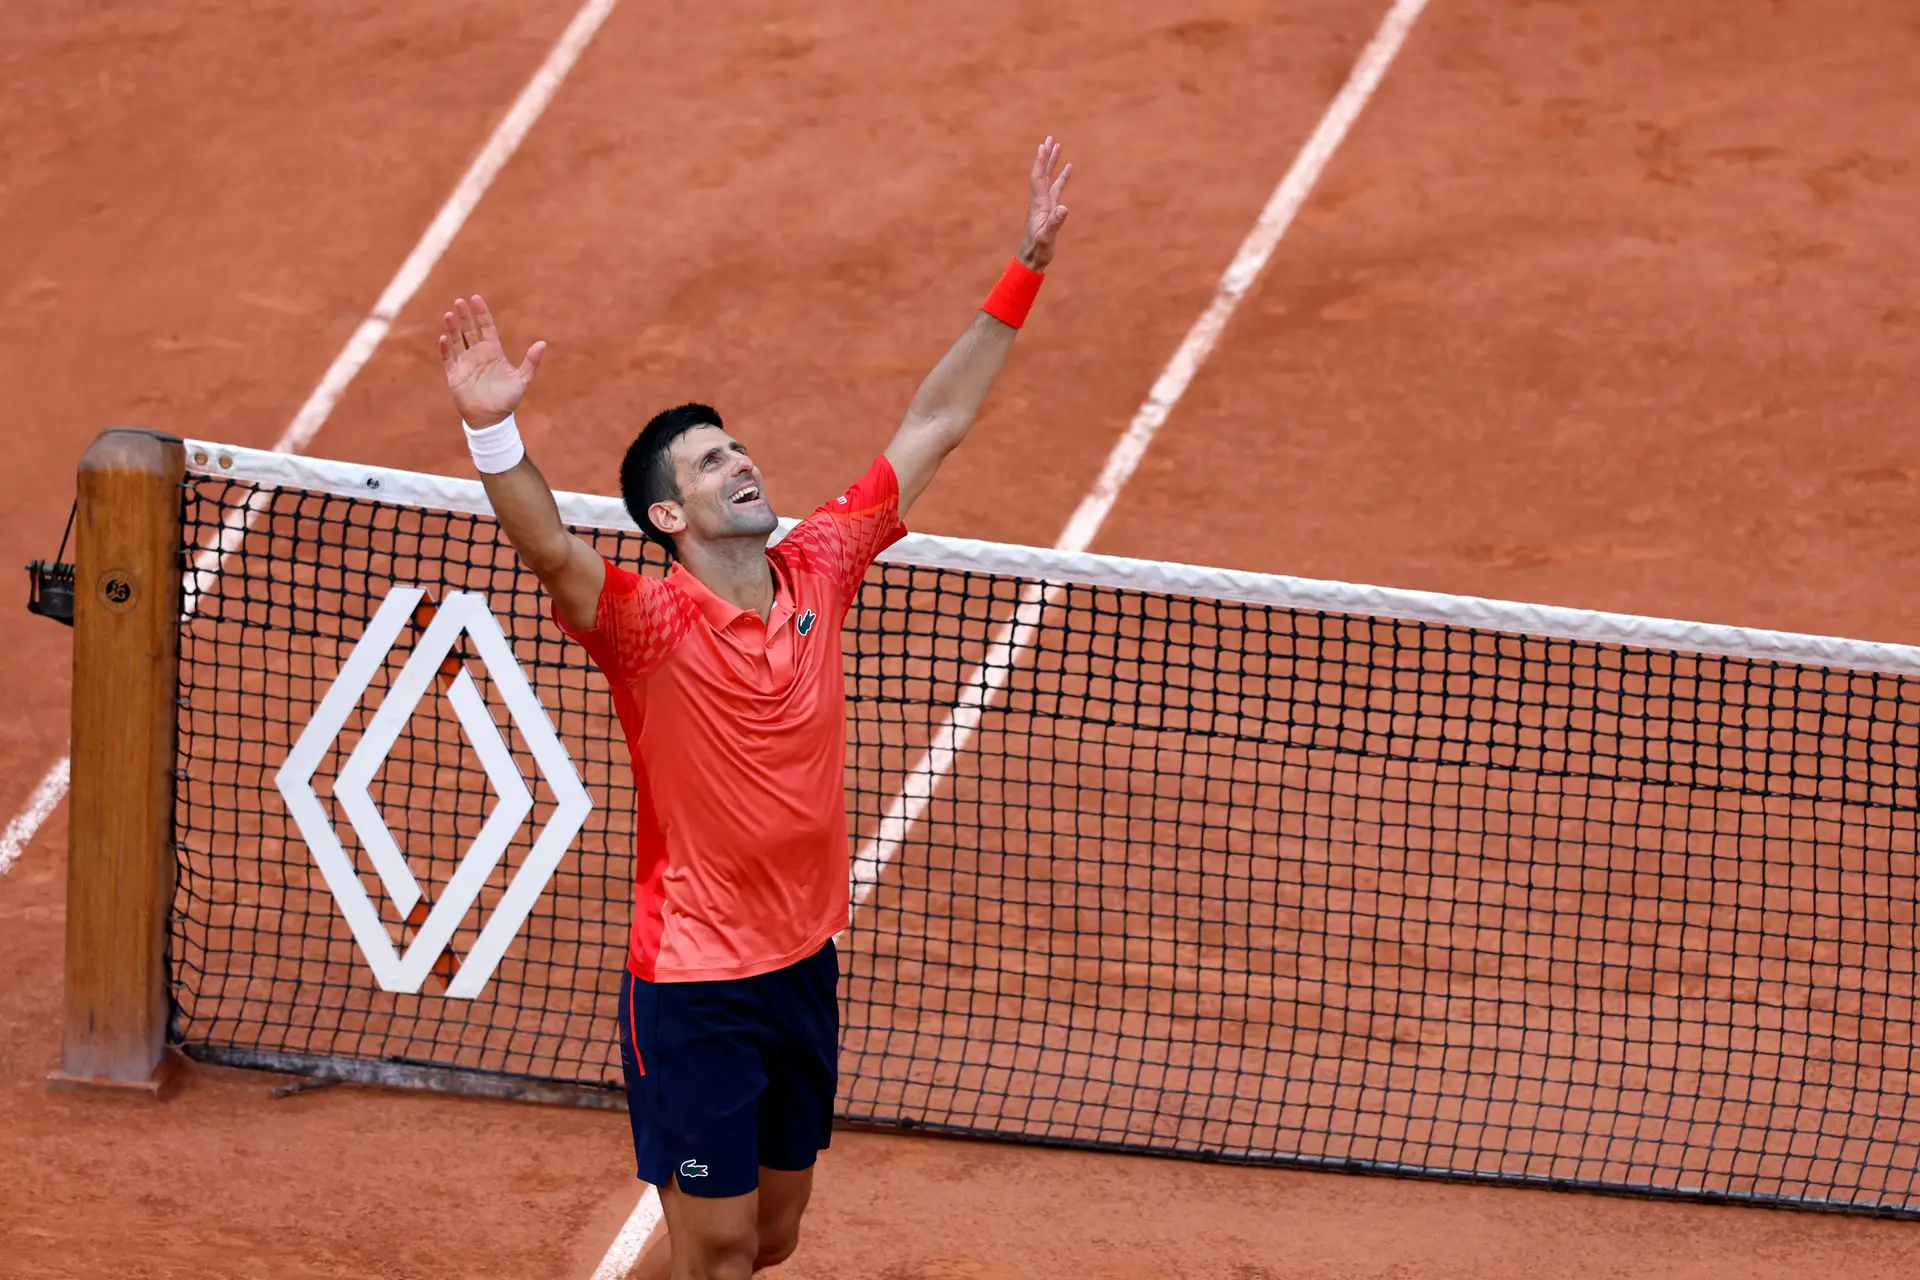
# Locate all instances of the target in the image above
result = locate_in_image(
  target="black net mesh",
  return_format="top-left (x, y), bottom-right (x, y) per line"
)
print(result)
top-left (175, 471), bottom-right (1920, 1214)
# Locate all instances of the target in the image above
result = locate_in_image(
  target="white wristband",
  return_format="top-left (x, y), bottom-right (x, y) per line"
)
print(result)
top-left (463, 414), bottom-right (526, 474)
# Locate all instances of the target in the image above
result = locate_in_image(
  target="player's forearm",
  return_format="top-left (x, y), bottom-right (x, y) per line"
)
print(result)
top-left (480, 455), bottom-right (581, 579)
top-left (885, 257), bottom-right (1048, 512)
top-left (899, 310), bottom-right (1018, 448)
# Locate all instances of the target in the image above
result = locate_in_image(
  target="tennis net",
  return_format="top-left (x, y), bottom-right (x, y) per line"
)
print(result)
top-left (171, 440), bottom-right (1920, 1215)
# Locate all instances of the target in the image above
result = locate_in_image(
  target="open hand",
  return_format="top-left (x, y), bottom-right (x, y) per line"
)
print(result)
top-left (1016, 138), bottom-right (1073, 273)
top-left (440, 295), bottom-right (545, 429)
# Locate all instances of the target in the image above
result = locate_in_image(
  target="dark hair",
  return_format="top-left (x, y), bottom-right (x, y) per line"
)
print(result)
top-left (620, 402), bottom-right (724, 557)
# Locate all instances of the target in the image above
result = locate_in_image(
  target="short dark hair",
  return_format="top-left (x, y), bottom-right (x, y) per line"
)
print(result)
top-left (620, 402), bottom-right (724, 557)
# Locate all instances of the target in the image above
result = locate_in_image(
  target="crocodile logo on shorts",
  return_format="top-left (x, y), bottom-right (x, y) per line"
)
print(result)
top-left (796, 608), bottom-right (817, 637)
top-left (679, 1159), bottom-right (710, 1179)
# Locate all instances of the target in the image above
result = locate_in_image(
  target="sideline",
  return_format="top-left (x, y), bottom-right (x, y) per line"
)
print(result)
top-left (0, 0), bottom-right (621, 877)
top-left (0, 758), bottom-right (70, 876)
top-left (589, 1186), bottom-right (662, 1280)
top-left (845, 0), bottom-right (1434, 916)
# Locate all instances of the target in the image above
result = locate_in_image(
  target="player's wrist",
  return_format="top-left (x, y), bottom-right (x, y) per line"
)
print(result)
top-left (461, 406), bottom-right (512, 429)
top-left (982, 257), bottom-right (1044, 329)
top-left (464, 413), bottom-right (526, 474)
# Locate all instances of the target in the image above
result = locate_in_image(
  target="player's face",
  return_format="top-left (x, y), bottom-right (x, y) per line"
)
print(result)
top-left (664, 425), bottom-right (777, 544)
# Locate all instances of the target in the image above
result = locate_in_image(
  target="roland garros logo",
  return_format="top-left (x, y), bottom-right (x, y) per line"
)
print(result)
top-left (274, 587), bottom-right (592, 998)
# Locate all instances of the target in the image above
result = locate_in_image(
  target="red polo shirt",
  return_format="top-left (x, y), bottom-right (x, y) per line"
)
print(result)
top-left (554, 457), bottom-right (906, 981)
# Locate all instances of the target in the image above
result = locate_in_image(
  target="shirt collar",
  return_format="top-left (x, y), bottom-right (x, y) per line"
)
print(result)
top-left (667, 560), bottom-right (784, 631)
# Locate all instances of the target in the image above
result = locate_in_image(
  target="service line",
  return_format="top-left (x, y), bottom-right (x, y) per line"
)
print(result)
top-left (845, 0), bottom-right (1433, 915)
top-left (0, 0), bottom-right (621, 877)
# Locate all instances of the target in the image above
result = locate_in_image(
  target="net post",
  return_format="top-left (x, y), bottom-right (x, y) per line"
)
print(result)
top-left (48, 428), bottom-right (186, 1099)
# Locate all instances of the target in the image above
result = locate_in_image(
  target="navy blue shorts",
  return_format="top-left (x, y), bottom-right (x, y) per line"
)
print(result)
top-left (616, 940), bottom-right (838, 1199)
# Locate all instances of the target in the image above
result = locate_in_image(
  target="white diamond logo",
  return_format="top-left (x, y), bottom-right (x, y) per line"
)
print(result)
top-left (274, 586), bottom-right (593, 998)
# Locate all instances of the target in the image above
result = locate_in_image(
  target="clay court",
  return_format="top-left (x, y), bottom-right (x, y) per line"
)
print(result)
top-left (7, 1), bottom-right (1920, 1276)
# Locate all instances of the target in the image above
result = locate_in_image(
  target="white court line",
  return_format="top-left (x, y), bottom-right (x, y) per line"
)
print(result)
top-left (589, 1185), bottom-right (662, 1280)
top-left (845, 0), bottom-right (1432, 916)
top-left (0, 0), bottom-right (620, 872)
top-left (0, 757), bottom-right (71, 876)
top-left (279, 0), bottom-right (621, 454)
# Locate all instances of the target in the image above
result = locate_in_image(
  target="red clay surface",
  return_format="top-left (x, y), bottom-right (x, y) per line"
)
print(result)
top-left (8, 0), bottom-right (1920, 1276)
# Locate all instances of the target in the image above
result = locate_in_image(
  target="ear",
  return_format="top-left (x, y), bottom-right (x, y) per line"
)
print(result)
top-left (650, 499), bottom-right (686, 536)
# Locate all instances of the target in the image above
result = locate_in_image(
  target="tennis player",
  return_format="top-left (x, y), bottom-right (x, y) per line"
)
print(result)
top-left (438, 140), bottom-right (1071, 1280)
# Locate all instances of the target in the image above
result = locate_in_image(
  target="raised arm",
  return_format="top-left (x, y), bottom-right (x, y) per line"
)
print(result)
top-left (440, 296), bottom-right (605, 631)
top-left (885, 139), bottom-right (1073, 514)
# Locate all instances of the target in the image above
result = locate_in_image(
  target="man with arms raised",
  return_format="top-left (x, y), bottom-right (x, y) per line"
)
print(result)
top-left (438, 141), bottom-right (1072, 1279)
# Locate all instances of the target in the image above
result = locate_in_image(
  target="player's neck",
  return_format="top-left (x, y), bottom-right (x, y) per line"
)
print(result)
top-left (680, 536), bottom-right (776, 622)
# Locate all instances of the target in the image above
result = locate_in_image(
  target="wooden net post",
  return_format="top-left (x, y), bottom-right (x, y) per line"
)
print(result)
top-left (49, 428), bottom-right (186, 1098)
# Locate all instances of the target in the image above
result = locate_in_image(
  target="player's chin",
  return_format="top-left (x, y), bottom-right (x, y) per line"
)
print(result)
top-left (723, 502), bottom-right (779, 537)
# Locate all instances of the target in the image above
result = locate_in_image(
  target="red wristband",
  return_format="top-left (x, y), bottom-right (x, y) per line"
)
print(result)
top-left (982, 258), bottom-right (1044, 329)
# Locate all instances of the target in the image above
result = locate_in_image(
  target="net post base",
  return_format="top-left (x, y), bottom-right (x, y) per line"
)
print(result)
top-left (46, 1049), bottom-right (181, 1102)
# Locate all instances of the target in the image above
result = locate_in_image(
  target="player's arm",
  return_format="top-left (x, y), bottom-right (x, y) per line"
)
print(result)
top-left (885, 138), bottom-right (1073, 516)
top-left (440, 295), bottom-right (606, 631)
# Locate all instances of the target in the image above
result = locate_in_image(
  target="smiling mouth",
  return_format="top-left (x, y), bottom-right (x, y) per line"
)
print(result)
top-left (729, 483), bottom-right (762, 505)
